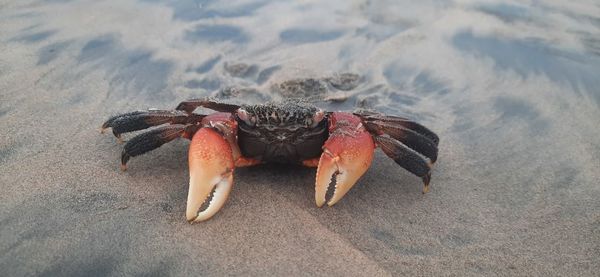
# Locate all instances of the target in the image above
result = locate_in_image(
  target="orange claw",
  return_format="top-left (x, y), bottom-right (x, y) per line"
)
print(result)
top-left (315, 112), bottom-right (375, 207)
top-left (186, 127), bottom-right (235, 223)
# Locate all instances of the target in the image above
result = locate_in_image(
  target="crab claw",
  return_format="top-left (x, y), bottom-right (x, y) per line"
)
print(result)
top-left (315, 113), bottom-right (375, 207)
top-left (186, 128), bottom-right (235, 223)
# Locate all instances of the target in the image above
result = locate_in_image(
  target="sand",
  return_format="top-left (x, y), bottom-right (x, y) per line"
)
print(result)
top-left (1, 0), bottom-right (599, 276)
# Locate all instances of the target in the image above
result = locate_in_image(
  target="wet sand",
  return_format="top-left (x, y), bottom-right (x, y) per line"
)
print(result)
top-left (1, 0), bottom-right (599, 276)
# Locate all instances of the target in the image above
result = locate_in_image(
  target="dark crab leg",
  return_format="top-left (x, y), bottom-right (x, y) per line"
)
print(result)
top-left (175, 98), bottom-right (240, 114)
top-left (120, 124), bottom-right (198, 170)
top-left (375, 136), bottom-right (433, 193)
top-left (355, 112), bottom-right (439, 146)
top-left (101, 110), bottom-right (201, 142)
top-left (355, 111), bottom-right (438, 192)
top-left (363, 121), bottom-right (438, 163)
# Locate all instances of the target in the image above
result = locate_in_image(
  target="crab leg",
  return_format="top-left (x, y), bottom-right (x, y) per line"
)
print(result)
top-left (101, 110), bottom-right (199, 142)
top-left (120, 124), bottom-right (197, 170)
top-left (363, 120), bottom-right (438, 163)
top-left (186, 127), bottom-right (235, 223)
top-left (315, 112), bottom-right (375, 207)
top-left (176, 98), bottom-right (241, 114)
top-left (355, 111), bottom-right (439, 146)
top-left (375, 136), bottom-right (433, 193)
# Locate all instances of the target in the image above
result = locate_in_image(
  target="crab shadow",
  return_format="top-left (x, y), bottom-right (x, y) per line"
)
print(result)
top-left (100, 133), bottom-right (426, 228)
top-left (232, 152), bottom-right (424, 221)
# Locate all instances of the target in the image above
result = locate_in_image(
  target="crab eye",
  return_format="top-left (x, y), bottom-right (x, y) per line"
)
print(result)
top-left (310, 110), bottom-right (325, 128)
top-left (237, 109), bottom-right (256, 126)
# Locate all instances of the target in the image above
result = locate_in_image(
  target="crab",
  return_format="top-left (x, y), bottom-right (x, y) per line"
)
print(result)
top-left (101, 98), bottom-right (439, 223)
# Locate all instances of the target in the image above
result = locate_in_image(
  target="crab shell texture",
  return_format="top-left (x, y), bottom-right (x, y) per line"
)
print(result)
top-left (101, 98), bottom-right (439, 223)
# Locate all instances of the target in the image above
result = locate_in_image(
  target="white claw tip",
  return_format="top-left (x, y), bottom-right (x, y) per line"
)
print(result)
top-left (186, 173), bottom-right (233, 223)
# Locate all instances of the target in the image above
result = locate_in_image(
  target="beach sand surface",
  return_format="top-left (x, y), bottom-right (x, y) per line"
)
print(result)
top-left (1, 0), bottom-right (599, 276)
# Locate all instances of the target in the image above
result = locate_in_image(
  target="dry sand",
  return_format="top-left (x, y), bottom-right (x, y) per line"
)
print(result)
top-left (1, 0), bottom-right (599, 276)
